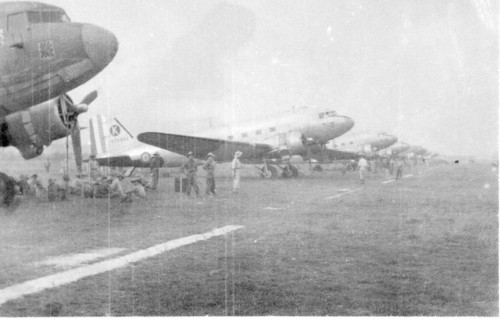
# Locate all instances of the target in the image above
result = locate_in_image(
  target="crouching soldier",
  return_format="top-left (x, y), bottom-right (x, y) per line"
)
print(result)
top-left (92, 177), bottom-right (110, 198)
top-left (122, 178), bottom-right (147, 202)
top-left (47, 178), bottom-right (68, 202)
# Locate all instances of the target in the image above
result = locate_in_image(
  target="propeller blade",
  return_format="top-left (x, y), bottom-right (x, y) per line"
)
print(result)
top-left (71, 122), bottom-right (83, 173)
top-left (80, 90), bottom-right (98, 106)
top-left (67, 103), bottom-right (89, 114)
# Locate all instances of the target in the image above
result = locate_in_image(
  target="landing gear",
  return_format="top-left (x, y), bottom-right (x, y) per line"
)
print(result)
top-left (259, 164), bottom-right (278, 179)
top-left (311, 164), bottom-right (323, 172)
top-left (281, 164), bottom-right (299, 178)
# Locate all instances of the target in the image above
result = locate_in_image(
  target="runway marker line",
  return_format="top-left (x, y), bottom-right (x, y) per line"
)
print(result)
top-left (325, 188), bottom-right (362, 200)
top-left (0, 225), bottom-right (244, 306)
top-left (381, 180), bottom-right (395, 184)
top-left (36, 248), bottom-right (127, 269)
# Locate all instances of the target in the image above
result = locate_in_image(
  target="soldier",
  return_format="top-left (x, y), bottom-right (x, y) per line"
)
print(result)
top-left (122, 178), bottom-right (147, 202)
top-left (88, 155), bottom-right (100, 181)
top-left (357, 156), bottom-right (369, 184)
top-left (43, 157), bottom-right (51, 173)
top-left (47, 178), bottom-right (67, 202)
top-left (395, 158), bottom-right (404, 180)
top-left (29, 174), bottom-right (45, 197)
top-left (0, 172), bottom-right (17, 208)
top-left (108, 174), bottom-right (125, 199)
top-left (232, 151), bottom-right (242, 192)
top-left (202, 152), bottom-right (216, 196)
top-left (149, 152), bottom-right (162, 190)
top-left (180, 151), bottom-right (200, 197)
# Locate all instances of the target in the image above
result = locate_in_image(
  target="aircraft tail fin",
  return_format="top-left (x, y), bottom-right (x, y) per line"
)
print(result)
top-left (89, 114), bottom-right (135, 157)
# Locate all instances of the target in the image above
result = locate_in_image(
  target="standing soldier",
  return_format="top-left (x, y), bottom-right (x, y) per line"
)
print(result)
top-left (232, 151), bottom-right (242, 192)
top-left (357, 156), bottom-right (369, 184)
top-left (180, 151), bottom-right (200, 197)
top-left (43, 157), bottom-right (51, 173)
top-left (395, 158), bottom-right (404, 180)
top-left (88, 155), bottom-right (100, 181)
top-left (202, 152), bottom-right (216, 196)
top-left (149, 152), bottom-right (162, 190)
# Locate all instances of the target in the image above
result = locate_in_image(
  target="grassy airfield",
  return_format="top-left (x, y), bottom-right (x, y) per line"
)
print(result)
top-left (0, 160), bottom-right (497, 316)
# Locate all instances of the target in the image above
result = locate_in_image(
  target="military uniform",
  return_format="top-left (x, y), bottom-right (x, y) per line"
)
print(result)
top-left (149, 153), bottom-right (162, 190)
top-left (357, 157), bottom-right (368, 184)
top-left (181, 152), bottom-right (199, 197)
top-left (232, 151), bottom-right (242, 192)
top-left (202, 153), bottom-right (216, 196)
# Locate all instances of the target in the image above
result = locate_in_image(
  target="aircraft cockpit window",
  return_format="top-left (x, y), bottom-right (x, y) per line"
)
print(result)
top-left (27, 11), bottom-right (70, 24)
top-left (8, 12), bottom-right (28, 31)
top-left (325, 111), bottom-right (337, 117)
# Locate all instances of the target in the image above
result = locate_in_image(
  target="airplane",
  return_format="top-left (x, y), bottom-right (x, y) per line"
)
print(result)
top-left (377, 141), bottom-right (411, 157)
top-left (137, 107), bottom-right (355, 178)
top-left (0, 2), bottom-right (118, 172)
top-left (323, 131), bottom-right (398, 160)
top-left (89, 114), bottom-right (187, 172)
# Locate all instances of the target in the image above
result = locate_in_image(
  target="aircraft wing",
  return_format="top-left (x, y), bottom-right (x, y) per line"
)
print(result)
top-left (137, 132), bottom-right (273, 162)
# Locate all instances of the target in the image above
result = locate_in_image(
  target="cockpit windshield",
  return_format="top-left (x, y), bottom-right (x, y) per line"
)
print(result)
top-left (27, 10), bottom-right (70, 24)
top-left (324, 111), bottom-right (337, 117)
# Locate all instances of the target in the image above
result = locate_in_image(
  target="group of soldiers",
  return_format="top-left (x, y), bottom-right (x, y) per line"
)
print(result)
top-left (356, 156), bottom-right (407, 184)
top-left (179, 150), bottom-right (242, 197)
top-left (0, 149), bottom-right (245, 208)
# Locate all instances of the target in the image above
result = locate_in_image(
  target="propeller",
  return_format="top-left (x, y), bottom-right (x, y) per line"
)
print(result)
top-left (60, 90), bottom-right (98, 174)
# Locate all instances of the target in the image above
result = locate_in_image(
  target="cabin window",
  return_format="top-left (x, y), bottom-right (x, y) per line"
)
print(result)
top-left (255, 129), bottom-right (262, 135)
top-left (341, 143), bottom-right (345, 146)
top-left (28, 11), bottom-right (70, 24)
top-left (269, 127), bottom-right (276, 132)
top-left (241, 133), bottom-right (248, 138)
top-left (318, 112), bottom-right (325, 119)
top-left (228, 136), bottom-right (233, 140)
top-left (349, 141), bottom-right (354, 145)
top-left (8, 13), bottom-right (28, 32)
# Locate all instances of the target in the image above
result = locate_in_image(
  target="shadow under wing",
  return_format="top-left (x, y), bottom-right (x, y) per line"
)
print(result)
top-left (137, 132), bottom-right (273, 163)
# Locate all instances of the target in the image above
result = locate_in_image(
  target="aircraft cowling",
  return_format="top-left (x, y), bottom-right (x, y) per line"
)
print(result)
top-left (3, 97), bottom-right (74, 159)
top-left (362, 144), bottom-right (372, 154)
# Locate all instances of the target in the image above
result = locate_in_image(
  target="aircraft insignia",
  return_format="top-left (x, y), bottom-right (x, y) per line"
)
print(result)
top-left (110, 124), bottom-right (121, 137)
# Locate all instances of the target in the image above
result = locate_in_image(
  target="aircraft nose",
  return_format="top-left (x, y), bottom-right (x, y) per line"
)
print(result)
top-left (82, 24), bottom-right (119, 71)
top-left (340, 116), bottom-right (355, 133)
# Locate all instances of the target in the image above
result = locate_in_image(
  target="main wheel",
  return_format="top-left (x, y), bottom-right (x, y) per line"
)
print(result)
top-left (260, 165), bottom-right (278, 179)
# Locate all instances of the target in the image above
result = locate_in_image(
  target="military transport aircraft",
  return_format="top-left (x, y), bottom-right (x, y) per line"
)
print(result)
top-left (377, 141), bottom-right (411, 157)
top-left (137, 108), bottom-right (354, 178)
top-left (0, 2), bottom-right (118, 172)
top-left (323, 131), bottom-right (398, 160)
top-left (89, 114), bottom-right (187, 171)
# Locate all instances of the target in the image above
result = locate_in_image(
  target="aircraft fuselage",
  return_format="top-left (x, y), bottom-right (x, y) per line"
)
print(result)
top-left (0, 2), bottom-right (118, 115)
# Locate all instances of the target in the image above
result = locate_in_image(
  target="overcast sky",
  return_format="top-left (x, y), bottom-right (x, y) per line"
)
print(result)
top-left (20, 0), bottom-right (500, 159)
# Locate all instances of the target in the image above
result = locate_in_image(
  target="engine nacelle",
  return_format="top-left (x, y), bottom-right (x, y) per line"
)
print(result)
top-left (286, 130), bottom-right (307, 155)
top-left (362, 144), bottom-right (372, 154)
top-left (3, 97), bottom-right (72, 159)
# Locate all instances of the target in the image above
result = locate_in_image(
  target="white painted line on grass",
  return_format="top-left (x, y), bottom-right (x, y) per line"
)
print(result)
top-left (381, 180), bottom-right (395, 184)
top-left (325, 188), bottom-right (362, 200)
top-left (263, 207), bottom-right (285, 210)
top-left (403, 174), bottom-right (413, 178)
top-left (36, 248), bottom-right (127, 269)
top-left (325, 194), bottom-right (342, 200)
top-left (0, 225), bottom-right (244, 306)
top-left (336, 188), bottom-right (351, 192)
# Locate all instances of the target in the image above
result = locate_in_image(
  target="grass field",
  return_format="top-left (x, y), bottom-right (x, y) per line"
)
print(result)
top-left (0, 160), bottom-right (497, 316)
